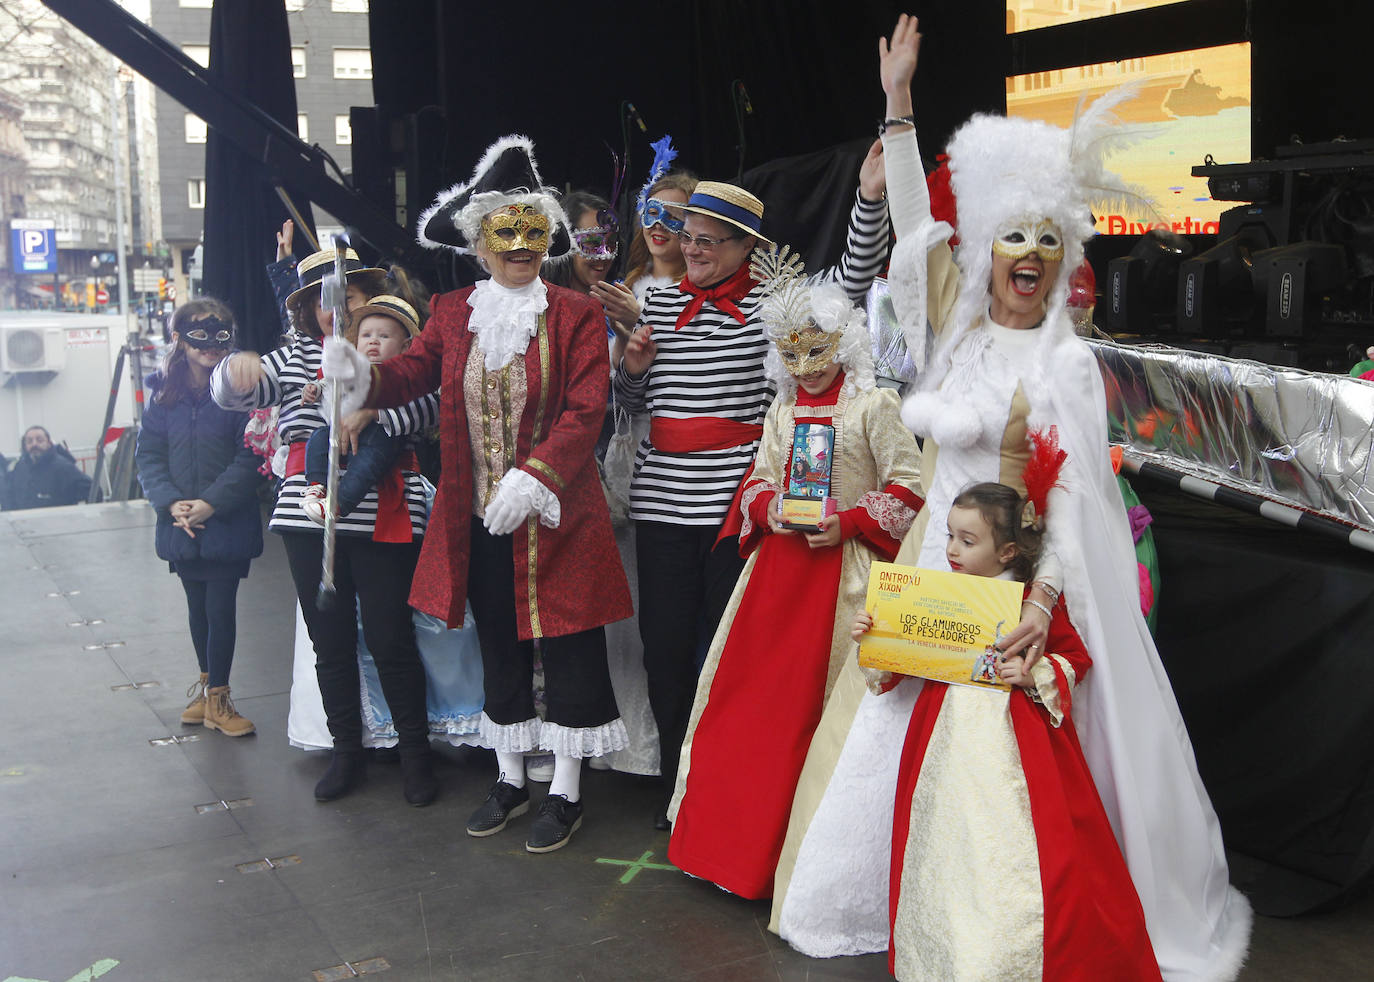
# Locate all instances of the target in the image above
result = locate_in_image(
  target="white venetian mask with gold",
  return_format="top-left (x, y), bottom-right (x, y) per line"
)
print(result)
top-left (992, 217), bottom-right (1065, 263)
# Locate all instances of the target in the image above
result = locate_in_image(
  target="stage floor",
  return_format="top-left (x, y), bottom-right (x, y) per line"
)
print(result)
top-left (1, 502), bottom-right (1370, 982)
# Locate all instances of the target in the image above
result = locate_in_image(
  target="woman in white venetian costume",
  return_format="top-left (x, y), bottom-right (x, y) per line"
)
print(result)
top-left (771, 16), bottom-right (1251, 981)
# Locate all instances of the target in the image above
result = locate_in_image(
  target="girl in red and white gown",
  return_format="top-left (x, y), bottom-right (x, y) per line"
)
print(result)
top-left (859, 476), bottom-right (1161, 982)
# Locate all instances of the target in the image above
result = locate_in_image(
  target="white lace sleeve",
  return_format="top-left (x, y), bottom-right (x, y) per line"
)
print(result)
top-left (740, 480), bottom-right (781, 541)
top-left (502, 467), bottom-right (561, 529)
top-left (855, 490), bottom-right (918, 540)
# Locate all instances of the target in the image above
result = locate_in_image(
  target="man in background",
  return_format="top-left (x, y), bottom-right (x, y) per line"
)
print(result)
top-left (4, 426), bottom-right (91, 510)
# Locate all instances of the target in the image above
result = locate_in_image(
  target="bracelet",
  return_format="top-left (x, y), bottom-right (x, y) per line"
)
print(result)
top-left (878, 114), bottom-right (915, 134)
top-left (1022, 598), bottom-right (1053, 621)
top-left (1032, 580), bottom-right (1060, 606)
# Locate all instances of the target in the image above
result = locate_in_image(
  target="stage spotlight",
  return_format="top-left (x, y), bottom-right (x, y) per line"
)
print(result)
top-left (1247, 242), bottom-right (1347, 337)
top-left (1176, 226), bottom-right (1272, 338)
top-left (1106, 229), bottom-right (1194, 334)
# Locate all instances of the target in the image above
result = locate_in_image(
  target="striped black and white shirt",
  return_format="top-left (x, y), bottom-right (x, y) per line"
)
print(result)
top-left (211, 333), bottom-right (436, 537)
top-left (613, 191), bottom-right (889, 526)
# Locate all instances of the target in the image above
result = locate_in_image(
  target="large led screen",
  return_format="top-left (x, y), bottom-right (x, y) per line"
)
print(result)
top-left (1006, 0), bottom-right (1189, 34)
top-left (1006, 42), bottom-right (1251, 233)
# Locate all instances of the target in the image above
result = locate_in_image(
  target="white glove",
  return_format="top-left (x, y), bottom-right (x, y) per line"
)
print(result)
top-left (320, 336), bottom-right (373, 417)
top-left (483, 469), bottom-right (561, 536)
top-left (483, 472), bottom-right (534, 536)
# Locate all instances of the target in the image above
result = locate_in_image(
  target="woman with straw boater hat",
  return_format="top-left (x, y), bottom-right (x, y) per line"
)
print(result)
top-left (324, 134), bottom-right (634, 854)
top-left (212, 247), bottom-right (439, 808)
top-left (611, 165), bottom-right (892, 830)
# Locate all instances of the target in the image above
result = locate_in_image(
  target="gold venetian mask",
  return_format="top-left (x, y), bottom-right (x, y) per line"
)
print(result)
top-left (775, 325), bottom-right (841, 378)
top-left (992, 217), bottom-right (1065, 263)
top-left (480, 204), bottom-right (552, 255)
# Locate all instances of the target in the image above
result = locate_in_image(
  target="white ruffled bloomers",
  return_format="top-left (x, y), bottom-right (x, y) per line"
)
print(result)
top-left (479, 713), bottom-right (628, 758)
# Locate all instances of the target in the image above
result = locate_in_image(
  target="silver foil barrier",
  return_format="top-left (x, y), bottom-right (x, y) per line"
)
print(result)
top-left (1091, 340), bottom-right (1374, 535)
top-left (863, 279), bottom-right (1374, 536)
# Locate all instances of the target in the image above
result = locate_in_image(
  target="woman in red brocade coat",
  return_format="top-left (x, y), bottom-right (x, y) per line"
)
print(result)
top-left (326, 136), bottom-right (633, 854)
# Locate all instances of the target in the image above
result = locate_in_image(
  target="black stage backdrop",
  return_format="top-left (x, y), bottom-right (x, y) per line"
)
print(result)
top-left (201, 0), bottom-right (314, 353)
top-left (364, 0), bottom-right (1006, 289)
top-left (1132, 477), bottom-right (1374, 916)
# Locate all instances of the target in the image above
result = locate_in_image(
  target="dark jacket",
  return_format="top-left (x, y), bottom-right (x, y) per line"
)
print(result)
top-left (135, 374), bottom-right (265, 564)
top-left (4, 444), bottom-right (92, 510)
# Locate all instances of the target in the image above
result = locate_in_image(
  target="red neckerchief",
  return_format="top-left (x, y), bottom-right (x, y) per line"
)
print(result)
top-left (674, 263), bottom-right (757, 331)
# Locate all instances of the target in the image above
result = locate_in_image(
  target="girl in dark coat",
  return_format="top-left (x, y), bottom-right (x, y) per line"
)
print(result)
top-left (135, 298), bottom-right (265, 736)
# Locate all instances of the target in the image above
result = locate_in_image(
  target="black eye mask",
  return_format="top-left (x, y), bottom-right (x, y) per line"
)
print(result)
top-left (182, 316), bottom-right (235, 349)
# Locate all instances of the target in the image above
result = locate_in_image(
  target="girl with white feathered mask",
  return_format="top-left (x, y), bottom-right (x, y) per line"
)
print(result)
top-left (770, 15), bottom-right (1253, 982)
top-left (664, 254), bottom-right (925, 902)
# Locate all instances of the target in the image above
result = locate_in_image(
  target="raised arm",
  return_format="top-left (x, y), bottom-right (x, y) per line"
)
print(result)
top-left (878, 14), bottom-right (930, 240)
top-left (812, 177), bottom-right (891, 302)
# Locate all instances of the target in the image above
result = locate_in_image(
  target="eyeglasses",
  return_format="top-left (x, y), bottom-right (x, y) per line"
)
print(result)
top-left (675, 230), bottom-right (744, 251)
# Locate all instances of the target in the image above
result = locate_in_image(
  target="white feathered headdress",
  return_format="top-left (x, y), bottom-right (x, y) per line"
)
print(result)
top-left (899, 86), bottom-right (1152, 448)
top-left (751, 244), bottom-right (876, 399)
top-left (947, 87), bottom-right (1149, 350)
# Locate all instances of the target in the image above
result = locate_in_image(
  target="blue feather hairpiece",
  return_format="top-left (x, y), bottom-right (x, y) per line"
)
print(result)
top-left (635, 135), bottom-right (679, 217)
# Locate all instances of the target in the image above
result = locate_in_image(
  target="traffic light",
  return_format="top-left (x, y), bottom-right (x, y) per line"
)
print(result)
top-left (157, 277), bottom-right (167, 300)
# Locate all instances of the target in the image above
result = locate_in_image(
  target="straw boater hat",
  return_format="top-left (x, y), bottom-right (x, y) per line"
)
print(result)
top-left (285, 247), bottom-right (385, 309)
top-left (344, 295), bottom-right (421, 345)
top-left (676, 181), bottom-right (773, 245)
top-left (416, 134), bottom-right (571, 257)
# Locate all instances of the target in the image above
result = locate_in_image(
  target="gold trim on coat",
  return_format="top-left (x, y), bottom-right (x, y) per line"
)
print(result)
top-left (524, 456), bottom-right (564, 490)
top-left (525, 314), bottom-right (551, 638)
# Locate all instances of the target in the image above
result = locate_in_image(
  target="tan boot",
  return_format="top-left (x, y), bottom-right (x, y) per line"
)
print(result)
top-left (180, 673), bottom-right (209, 725)
top-left (204, 685), bottom-right (255, 737)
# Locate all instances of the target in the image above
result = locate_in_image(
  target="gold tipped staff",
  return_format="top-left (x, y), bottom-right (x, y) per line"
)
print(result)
top-left (316, 235), bottom-right (350, 610)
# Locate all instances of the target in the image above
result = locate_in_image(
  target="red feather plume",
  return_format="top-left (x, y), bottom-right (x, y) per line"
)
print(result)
top-left (926, 154), bottom-right (959, 246)
top-left (1022, 426), bottom-right (1068, 520)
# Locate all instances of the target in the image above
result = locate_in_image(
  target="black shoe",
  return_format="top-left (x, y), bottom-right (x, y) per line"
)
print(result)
top-left (525, 794), bottom-right (584, 853)
top-left (314, 751), bottom-right (366, 802)
top-left (368, 745), bottom-right (400, 764)
top-left (400, 748), bottom-right (438, 808)
top-left (466, 780), bottom-right (530, 837)
top-left (653, 808), bottom-right (672, 832)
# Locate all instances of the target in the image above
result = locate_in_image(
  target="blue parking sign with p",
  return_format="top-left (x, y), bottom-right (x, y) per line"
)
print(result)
top-left (11, 221), bottom-right (57, 274)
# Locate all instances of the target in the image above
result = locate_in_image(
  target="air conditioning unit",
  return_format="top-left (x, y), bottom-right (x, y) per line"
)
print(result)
top-left (1, 325), bottom-right (66, 373)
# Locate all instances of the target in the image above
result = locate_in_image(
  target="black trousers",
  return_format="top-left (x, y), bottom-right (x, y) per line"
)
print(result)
top-left (281, 532), bottom-right (428, 752)
top-left (178, 574), bottom-right (240, 689)
top-left (635, 520), bottom-right (748, 799)
top-left (466, 518), bottom-right (618, 731)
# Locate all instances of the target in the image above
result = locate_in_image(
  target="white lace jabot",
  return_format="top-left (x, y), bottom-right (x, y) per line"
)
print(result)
top-left (467, 277), bottom-right (549, 371)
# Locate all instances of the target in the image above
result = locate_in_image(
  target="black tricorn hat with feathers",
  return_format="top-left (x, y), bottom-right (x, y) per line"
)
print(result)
top-left (416, 134), bottom-right (570, 257)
